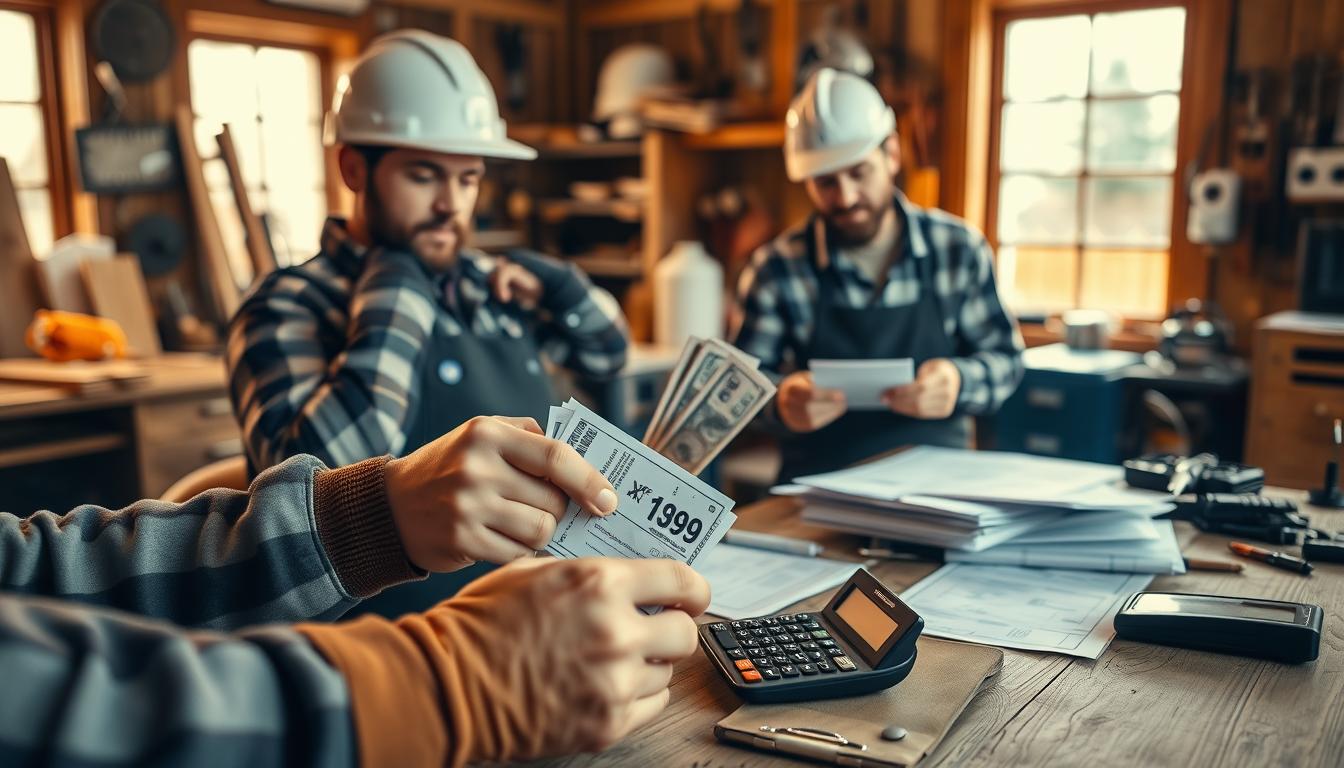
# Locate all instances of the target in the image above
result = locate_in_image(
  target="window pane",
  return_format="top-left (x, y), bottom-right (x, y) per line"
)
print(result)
top-left (17, 187), bottom-right (53, 256)
top-left (0, 10), bottom-right (39, 102)
top-left (189, 40), bottom-right (259, 120)
top-left (257, 47), bottom-right (322, 121)
top-left (265, 189), bottom-right (326, 266)
top-left (998, 245), bottom-right (1078, 312)
top-left (1087, 95), bottom-right (1180, 173)
top-left (998, 175), bottom-right (1079, 245)
top-left (1003, 16), bottom-right (1090, 102)
top-left (1091, 8), bottom-right (1185, 95)
top-left (1079, 248), bottom-right (1169, 317)
top-left (0, 103), bottom-right (48, 185)
top-left (1001, 101), bottom-right (1085, 173)
top-left (1083, 177), bottom-right (1172, 248)
top-left (260, 119), bottom-right (324, 192)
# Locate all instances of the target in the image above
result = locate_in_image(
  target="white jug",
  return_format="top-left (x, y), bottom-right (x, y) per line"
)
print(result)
top-left (653, 241), bottom-right (723, 347)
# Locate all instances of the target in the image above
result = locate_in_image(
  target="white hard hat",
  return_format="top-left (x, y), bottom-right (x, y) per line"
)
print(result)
top-left (325, 30), bottom-right (536, 161)
top-left (784, 67), bottom-right (895, 182)
top-left (592, 43), bottom-right (676, 122)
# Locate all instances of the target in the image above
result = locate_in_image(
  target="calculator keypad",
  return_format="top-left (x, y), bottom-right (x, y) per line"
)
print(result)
top-left (711, 612), bottom-right (861, 686)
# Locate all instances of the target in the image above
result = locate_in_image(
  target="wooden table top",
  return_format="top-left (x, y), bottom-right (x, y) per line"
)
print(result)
top-left (0, 353), bottom-right (227, 419)
top-left (548, 489), bottom-right (1344, 767)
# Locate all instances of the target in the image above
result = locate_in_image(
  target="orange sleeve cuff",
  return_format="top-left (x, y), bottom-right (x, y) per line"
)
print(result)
top-left (298, 615), bottom-right (466, 767)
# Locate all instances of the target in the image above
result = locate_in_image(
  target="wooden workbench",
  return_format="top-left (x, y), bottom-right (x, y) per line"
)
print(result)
top-left (0, 354), bottom-right (233, 510)
top-left (548, 491), bottom-right (1344, 768)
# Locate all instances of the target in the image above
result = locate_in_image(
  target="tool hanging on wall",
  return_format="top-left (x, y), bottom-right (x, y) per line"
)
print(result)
top-left (75, 62), bottom-right (179, 195)
top-left (91, 0), bottom-right (176, 84)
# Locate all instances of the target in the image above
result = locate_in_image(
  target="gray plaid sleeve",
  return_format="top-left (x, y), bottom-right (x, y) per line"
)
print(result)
top-left (0, 455), bottom-right (357, 630)
top-left (228, 250), bottom-right (436, 470)
top-left (0, 597), bottom-right (355, 767)
top-left (731, 243), bottom-right (795, 373)
top-left (946, 235), bottom-right (1025, 415)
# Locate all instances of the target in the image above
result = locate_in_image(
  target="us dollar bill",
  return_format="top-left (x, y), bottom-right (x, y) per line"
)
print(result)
top-left (646, 338), bottom-right (760, 447)
top-left (654, 359), bottom-right (776, 475)
top-left (642, 337), bottom-right (702, 444)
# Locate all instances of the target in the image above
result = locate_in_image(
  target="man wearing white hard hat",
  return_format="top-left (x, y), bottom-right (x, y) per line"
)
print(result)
top-left (226, 31), bottom-right (629, 615)
top-left (731, 68), bottom-right (1024, 481)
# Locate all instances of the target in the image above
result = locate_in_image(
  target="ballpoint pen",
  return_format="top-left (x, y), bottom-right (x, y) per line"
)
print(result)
top-left (724, 529), bottom-right (823, 557)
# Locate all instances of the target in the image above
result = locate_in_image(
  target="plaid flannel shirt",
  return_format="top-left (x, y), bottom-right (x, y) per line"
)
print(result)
top-left (731, 192), bottom-right (1024, 415)
top-left (0, 455), bottom-right (394, 767)
top-left (228, 218), bottom-right (629, 470)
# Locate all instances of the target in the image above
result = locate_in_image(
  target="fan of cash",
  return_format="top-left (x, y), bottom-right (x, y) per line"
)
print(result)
top-left (642, 336), bottom-right (777, 475)
top-left (541, 337), bottom-right (777, 591)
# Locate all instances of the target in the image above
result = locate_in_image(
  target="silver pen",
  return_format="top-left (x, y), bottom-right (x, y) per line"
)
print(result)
top-left (724, 529), bottom-right (823, 557)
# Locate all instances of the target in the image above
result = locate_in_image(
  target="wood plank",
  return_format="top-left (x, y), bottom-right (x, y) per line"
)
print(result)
top-left (175, 105), bottom-right (241, 322)
top-left (0, 157), bottom-right (43, 358)
top-left (81, 256), bottom-right (163, 357)
top-left (216, 125), bottom-right (277, 280)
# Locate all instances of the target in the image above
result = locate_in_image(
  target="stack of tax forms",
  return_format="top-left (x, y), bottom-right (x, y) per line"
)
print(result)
top-left (783, 446), bottom-right (1184, 574)
top-left (641, 336), bottom-right (777, 475)
top-left (544, 398), bottom-right (739, 571)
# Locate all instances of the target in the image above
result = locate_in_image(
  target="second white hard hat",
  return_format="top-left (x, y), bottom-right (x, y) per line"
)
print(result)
top-left (592, 43), bottom-right (676, 123)
top-left (784, 67), bottom-right (895, 182)
top-left (325, 30), bottom-right (536, 161)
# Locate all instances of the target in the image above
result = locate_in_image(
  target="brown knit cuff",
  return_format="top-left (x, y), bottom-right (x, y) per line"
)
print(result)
top-left (313, 456), bottom-right (422, 598)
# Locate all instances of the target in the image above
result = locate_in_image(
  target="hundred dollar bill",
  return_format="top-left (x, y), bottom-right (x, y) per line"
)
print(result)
top-left (642, 337), bottom-right (703, 444)
top-left (646, 338), bottom-right (760, 447)
top-left (545, 398), bottom-right (736, 573)
top-left (654, 359), bottom-right (776, 475)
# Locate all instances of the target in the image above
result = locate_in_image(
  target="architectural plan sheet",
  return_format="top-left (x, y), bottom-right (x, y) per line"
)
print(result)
top-left (900, 563), bottom-right (1153, 658)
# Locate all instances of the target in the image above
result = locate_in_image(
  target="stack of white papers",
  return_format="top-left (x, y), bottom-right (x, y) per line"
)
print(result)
top-left (784, 447), bottom-right (1182, 573)
top-left (698, 544), bottom-right (860, 620)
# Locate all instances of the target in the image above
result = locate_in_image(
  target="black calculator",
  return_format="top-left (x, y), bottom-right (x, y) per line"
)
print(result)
top-left (698, 569), bottom-right (923, 703)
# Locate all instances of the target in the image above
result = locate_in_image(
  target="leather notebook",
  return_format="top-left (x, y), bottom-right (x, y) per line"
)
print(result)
top-left (715, 637), bottom-right (1004, 766)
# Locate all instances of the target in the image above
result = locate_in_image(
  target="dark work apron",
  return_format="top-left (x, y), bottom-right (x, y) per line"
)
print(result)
top-left (777, 221), bottom-right (971, 482)
top-left (346, 298), bottom-right (555, 619)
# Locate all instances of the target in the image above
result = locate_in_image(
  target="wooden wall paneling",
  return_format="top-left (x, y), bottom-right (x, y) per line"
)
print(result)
top-left (1165, 0), bottom-right (1233, 311)
top-left (0, 158), bottom-right (42, 358)
top-left (939, 0), bottom-right (992, 225)
top-left (53, 0), bottom-right (97, 235)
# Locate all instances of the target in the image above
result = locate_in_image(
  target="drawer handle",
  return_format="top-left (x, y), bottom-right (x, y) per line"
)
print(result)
top-left (199, 399), bottom-right (233, 418)
top-left (206, 438), bottom-right (244, 461)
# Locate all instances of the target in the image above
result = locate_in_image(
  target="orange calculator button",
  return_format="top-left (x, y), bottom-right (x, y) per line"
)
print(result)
top-left (734, 659), bottom-right (755, 671)
top-left (741, 670), bottom-right (763, 682)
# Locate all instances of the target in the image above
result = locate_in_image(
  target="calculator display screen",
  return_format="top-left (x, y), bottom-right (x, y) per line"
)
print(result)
top-left (1132, 593), bottom-right (1297, 623)
top-left (835, 589), bottom-right (899, 650)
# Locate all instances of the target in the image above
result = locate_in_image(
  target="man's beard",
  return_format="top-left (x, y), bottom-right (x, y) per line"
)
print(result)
top-left (366, 187), bottom-right (469, 271)
top-left (824, 196), bottom-right (894, 247)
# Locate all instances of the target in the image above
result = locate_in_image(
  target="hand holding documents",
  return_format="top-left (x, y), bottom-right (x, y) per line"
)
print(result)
top-left (810, 358), bottom-right (915, 409)
top-left (544, 398), bottom-right (737, 570)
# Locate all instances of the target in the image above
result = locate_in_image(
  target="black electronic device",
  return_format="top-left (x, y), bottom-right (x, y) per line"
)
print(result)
top-left (1124, 453), bottom-right (1264, 494)
top-left (699, 569), bottom-right (922, 703)
top-left (1169, 493), bottom-right (1309, 544)
top-left (1114, 591), bottom-right (1323, 664)
top-left (1303, 537), bottom-right (1344, 563)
